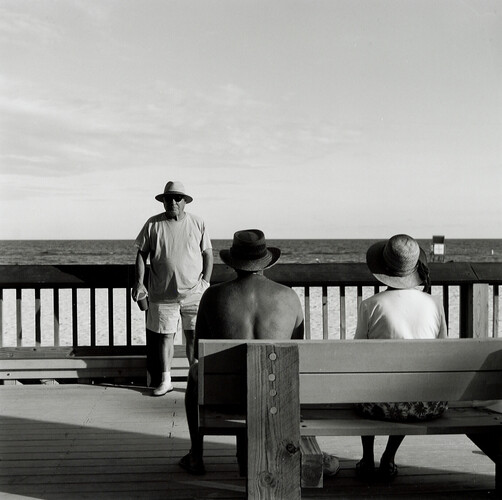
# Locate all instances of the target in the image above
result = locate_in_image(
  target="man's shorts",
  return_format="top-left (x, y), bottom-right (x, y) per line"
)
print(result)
top-left (146, 280), bottom-right (209, 335)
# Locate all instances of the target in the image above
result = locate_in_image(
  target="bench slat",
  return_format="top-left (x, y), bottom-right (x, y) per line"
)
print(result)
top-left (300, 372), bottom-right (502, 403)
top-left (198, 339), bottom-right (502, 372)
top-left (200, 371), bottom-right (502, 405)
top-left (298, 339), bottom-right (502, 373)
top-left (299, 407), bottom-right (502, 436)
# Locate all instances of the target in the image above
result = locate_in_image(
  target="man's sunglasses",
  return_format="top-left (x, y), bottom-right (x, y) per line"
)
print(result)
top-left (164, 195), bottom-right (185, 202)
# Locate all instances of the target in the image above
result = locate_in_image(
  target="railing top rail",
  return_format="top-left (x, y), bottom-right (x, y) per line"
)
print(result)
top-left (0, 262), bottom-right (500, 288)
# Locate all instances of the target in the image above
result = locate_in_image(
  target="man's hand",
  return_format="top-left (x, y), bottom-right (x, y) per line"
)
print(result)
top-left (132, 282), bottom-right (148, 302)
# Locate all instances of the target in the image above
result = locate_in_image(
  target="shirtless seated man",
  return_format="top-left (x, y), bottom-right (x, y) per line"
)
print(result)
top-left (179, 229), bottom-right (339, 476)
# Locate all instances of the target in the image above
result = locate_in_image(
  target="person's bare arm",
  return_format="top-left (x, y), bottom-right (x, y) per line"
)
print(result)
top-left (292, 293), bottom-right (305, 339)
top-left (202, 248), bottom-right (214, 283)
top-left (132, 250), bottom-right (149, 301)
top-left (292, 318), bottom-right (304, 339)
top-left (194, 291), bottom-right (212, 359)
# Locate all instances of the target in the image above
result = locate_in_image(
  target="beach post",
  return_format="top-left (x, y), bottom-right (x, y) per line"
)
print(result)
top-left (431, 235), bottom-right (445, 263)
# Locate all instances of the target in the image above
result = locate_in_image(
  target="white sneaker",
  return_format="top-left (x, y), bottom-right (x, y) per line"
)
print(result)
top-left (152, 381), bottom-right (174, 396)
top-left (322, 452), bottom-right (340, 476)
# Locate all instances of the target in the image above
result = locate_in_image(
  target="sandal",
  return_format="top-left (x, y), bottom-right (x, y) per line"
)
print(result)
top-left (378, 461), bottom-right (398, 481)
top-left (179, 452), bottom-right (206, 475)
top-left (355, 459), bottom-right (375, 480)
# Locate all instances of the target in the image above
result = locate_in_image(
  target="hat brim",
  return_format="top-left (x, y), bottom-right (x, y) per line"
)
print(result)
top-left (219, 247), bottom-right (281, 272)
top-left (155, 192), bottom-right (193, 203)
top-left (366, 240), bottom-right (427, 289)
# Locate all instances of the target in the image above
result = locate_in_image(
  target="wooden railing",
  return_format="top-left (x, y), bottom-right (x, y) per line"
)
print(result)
top-left (0, 263), bottom-right (500, 348)
top-left (0, 263), bottom-right (500, 383)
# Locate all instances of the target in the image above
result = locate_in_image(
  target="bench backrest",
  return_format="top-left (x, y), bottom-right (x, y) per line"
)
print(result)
top-left (198, 339), bottom-right (502, 406)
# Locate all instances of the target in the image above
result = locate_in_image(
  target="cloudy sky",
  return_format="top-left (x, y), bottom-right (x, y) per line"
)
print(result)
top-left (1, 0), bottom-right (501, 239)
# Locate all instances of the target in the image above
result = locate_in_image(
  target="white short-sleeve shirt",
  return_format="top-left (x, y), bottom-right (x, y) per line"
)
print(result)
top-left (354, 288), bottom-right (447, 340)
top-left (135, 212), bottom-right (212, 303)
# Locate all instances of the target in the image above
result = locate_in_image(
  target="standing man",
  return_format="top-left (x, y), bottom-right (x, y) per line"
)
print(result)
top-left (179, 229), bottom-right (338, 476)
top-left (133, 181), bottom-right (213, 396)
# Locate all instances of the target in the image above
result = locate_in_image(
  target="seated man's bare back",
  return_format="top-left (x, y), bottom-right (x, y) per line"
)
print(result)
top-left (196, 273), bottom-right (304, 341)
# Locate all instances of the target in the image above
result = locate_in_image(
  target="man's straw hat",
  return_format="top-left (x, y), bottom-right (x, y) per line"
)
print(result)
top-left (155, 181), bottom-right (193, 203)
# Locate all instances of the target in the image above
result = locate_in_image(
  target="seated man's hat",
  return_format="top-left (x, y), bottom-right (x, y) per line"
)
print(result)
top-left (220, 229), bottom-right (281, 272)
top-left (155, 181), bottom-right (193, 203)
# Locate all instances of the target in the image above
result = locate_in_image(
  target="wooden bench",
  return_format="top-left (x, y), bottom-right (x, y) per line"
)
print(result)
top-left (197, 338), bottom-right (502, 499)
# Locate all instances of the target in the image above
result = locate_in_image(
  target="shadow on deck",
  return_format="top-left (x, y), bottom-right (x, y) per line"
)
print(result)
top-left (0, 384), bottom-right (497, 499)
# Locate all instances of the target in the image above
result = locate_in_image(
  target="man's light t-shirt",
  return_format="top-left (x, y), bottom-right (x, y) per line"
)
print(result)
top-left (135, 212), bottom-right (212, 303)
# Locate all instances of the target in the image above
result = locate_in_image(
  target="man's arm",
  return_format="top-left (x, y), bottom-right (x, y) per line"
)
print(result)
top-left (132, 250), bottom-right (149, 301)
top-left (201, 248), bottom-right (213, 283)
top-left (291, 292), bottom-right (305, 339)
top-left (292, 318), bottom-right (304, 340)
top-left (194, 290), bottom-right (213, 360)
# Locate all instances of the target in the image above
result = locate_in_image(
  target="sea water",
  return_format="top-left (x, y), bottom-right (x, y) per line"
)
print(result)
top-left (1, 238), bottom-right (501, 265)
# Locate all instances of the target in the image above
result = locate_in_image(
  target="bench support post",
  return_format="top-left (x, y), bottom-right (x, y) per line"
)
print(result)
top-left (300, 436), bottom-right (323, 488)
top-left (246, 343), bottom-right (301, 499)
top-left (467, 433), bottom-right (502, 492)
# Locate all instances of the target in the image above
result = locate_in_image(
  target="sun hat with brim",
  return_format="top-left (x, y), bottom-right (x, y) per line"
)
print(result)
top-left (366, 234), bottom-right (427, 289)
top-left (220, 229), bottom-right (281, 272)
top-left (155, 181), bottom-right (193, 203)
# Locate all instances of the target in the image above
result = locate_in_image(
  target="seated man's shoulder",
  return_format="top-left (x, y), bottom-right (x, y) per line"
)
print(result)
top-left (264, 279), bottom-right (301, 302)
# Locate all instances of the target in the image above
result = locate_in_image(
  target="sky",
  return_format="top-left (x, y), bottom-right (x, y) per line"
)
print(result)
top-left (0, 0), bottom-right (501, 239)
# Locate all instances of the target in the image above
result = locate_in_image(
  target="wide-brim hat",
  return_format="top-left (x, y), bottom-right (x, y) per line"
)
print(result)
top-left (155, 181), bottom-right (193, 203)
top-left (366, 234), bottom-right (427, 289)
top-left (220, 229), bottom-right (281, 272)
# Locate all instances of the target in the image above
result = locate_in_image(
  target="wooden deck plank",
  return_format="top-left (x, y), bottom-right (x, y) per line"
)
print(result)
top-left (0, 384), bottom-right (498, 499)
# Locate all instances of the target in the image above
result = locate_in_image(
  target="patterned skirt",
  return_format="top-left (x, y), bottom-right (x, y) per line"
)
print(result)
top-left (355, 401), bottom-right (448, 422)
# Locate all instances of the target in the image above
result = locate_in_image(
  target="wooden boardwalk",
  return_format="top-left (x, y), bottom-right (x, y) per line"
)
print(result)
top-left (0, 383), bottom-right (498, 499)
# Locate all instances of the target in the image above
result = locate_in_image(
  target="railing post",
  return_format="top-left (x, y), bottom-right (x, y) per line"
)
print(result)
top-left (494, 285), bottom-right (499, 338)
top-left (108, 287), bottom-right (114, 347)
top-left (340, 286), bottom-right (346, 339)
top-left (247, 343), bottom-right (300, 499)
top-left (72, 288), bottom-right (78, 346)
top-left (16, 289), bottom-right (22, 347)
top-left (322, 286), bottom-right (328, 339)
top-left (0, 288), bottom-right (3, 348)
top-left (53, 289), bottom-right (60, 346)
top-left (460, 283), bottom-right (489, 338)
top-left (304, 287), bottom-right (310, 339)
top-left (35, 288), bottom-right (41, 346)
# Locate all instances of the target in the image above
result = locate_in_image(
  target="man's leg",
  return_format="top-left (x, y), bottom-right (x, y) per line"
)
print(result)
top-left (361, 435), bottom-right (375, 465)
top-left (152, 332), bottom-right (175, 396)
top-left (180, 286), bottom-right (205, 367)
top-left (179, 363), bottom-right (205, 474)
top-left (184, 329), bottom-right (195, 367)
top-left (146, 329), bottom-right (161, 388)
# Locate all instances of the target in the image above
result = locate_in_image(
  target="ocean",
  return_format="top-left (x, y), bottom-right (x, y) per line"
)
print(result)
top-left (1, 238), bottom-right (501, 265)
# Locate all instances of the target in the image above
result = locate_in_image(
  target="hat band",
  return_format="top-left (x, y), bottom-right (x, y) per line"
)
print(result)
top-left (384, 261), bottom-right (418, 277)
top-left (230, 244), bottom-right (268, 261)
